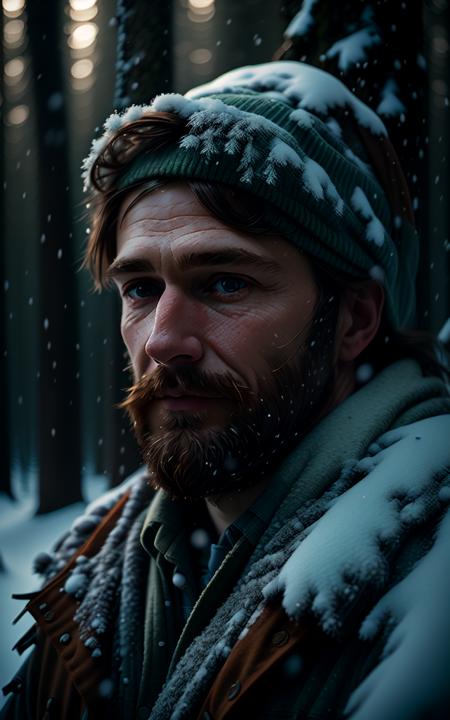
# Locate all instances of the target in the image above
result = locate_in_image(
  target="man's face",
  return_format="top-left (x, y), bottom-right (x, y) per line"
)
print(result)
top-left (110, 182), bottom-right (332, 498)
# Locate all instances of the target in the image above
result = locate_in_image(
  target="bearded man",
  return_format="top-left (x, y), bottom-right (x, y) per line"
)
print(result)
top-left (3, 62), bottom-right (450, 720)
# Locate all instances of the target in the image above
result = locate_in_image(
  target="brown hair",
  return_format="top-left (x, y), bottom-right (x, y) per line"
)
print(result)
top-left (84, 112), bottom-right (450, 384)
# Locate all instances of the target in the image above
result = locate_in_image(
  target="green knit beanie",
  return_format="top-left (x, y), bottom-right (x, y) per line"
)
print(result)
top-left (83, 61), bottom-right (419, 329)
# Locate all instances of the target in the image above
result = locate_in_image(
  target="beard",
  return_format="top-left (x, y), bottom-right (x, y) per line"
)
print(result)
top-left (120, 310), bottom-right (337, 501)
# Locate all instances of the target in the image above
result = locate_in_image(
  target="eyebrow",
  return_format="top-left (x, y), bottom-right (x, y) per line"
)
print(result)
top-left (106, 249), bottom-right (282, 281)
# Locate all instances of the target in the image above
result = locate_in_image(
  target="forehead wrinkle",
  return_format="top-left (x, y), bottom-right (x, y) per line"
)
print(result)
top-left (122, 214), bottom-right (232, 235)
top-left (174, 249), bottom-right (283, 274)
top-left (121, 204), bottom-right (218, 229)
top-left (119, 214), bottom-right (252, 255)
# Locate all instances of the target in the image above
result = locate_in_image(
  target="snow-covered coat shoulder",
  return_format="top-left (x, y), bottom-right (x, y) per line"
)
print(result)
top-left (266, 414), bottom-right (450, 720)
top-left (149, 414), bottom-right (450, 720)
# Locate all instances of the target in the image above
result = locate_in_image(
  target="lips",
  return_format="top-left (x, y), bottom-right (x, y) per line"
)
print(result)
top-left (156, 394), bottom-right (221, 412)
top-left (155, 388), bottom-right (221, 400)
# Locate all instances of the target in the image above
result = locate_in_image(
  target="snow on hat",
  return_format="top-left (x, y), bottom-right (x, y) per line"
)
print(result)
top-left (82, 61), bottom-right (419, 329)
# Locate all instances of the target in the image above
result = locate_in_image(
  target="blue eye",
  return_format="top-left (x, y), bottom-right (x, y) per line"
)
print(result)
top-left (210, 276), bottom-right (248, 295)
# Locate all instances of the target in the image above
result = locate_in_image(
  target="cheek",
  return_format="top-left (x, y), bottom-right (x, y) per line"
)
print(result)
top-left (119, 289), bottom-right (316, 385)
top-left (120, 313), bottom-right (149, 367)
top-left (206, 303), bottom-right (308, 383)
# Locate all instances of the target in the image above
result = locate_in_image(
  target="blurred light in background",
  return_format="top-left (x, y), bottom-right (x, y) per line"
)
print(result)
top-left (70, 57), bottom-right (94, 89)
top-left (4, 19), bottom-right (26, 48)
top-left (187, 0), bottom-right (215, 24)
top-left (4, 56), bottom-right (25, 80)
top-left (6, 104), bottom-right (29, 126)
top-left (69, 22), bottom-right (98, 49)
top-left (70, 0), bottom-right (96, 9)
top-left (189, 47), bottom-right (212, 64)
top-left (2, 0), bottom-right (25, 18)
top-left (69, 5), bottom-right (97, 22)
top-left (432, 78), bottom-right (447, 95)
top-left (71, 75), bottom-right (95, 92)
top-left (70, 58), bottom-right (94, 79)
top-left (3, 2), bottom-right (29, 113)
top-left (67, 0), bottom-right (98, 92)
top-left (176, 0), bottom-right (216, 90)
top-left (432, 35), bottom-right (448, 55)
top-left (189, 0), bottom-right (214, 7)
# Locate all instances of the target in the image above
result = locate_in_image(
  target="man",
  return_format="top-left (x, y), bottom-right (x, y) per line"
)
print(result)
top-left (3, 61), bottom-right (450, 720)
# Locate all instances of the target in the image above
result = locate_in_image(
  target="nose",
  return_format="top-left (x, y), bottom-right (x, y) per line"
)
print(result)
top-left (145, 286), bottom-right (204, 366)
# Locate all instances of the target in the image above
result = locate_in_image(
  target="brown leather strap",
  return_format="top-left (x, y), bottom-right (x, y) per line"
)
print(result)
top-left (198, 603), bottom-right (317, 720)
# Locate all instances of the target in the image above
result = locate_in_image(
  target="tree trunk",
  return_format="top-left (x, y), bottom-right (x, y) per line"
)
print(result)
top-left (0, 7), bottom-right (12, 498)
top-left (114, 0), bottom-right (173, 109)
top-left (27, 0), bottom-right (82, 513)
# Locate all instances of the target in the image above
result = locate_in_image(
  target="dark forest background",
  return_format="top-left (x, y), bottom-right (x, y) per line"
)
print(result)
top-left (1, 0), bottom-right (449, 514)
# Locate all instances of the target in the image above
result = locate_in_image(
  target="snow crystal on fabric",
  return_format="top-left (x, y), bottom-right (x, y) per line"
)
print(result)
top-left (351, 186), bottom-right (385, 246)
top-left (264, 139), bottom-right (303, 185)
top-left (303, 159), bottom-right (344, 213)
top-left (64, 570), bottom-right (89, 597)
top-left (188, 62), bottom-right (387, 136)
top-left (346, 506), bottom-right (450, 720)
top-left (264, 416), bottom-right (450, 635)
top-left (70, 477), bottom-right (151, 654)
top-left (289, 108), bottom-right (316, 128)
top-left (82, 61), bottom-right (387, 199)
top-left (33, 468), bottom-right (152, 659)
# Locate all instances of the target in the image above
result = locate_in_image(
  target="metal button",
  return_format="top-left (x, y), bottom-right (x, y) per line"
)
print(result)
top-left (227, 680), bottom-right (241, 700)
top-left (271, 629), bottom-right (289, 647)
top-left (46, 697), bottom-right (54, 710)
top-left (43, 611), bottom-right (54, 622)
top-left (59, 632), bottom-right (71, 645)
top-left (38, 602), bottom-right (48, 611)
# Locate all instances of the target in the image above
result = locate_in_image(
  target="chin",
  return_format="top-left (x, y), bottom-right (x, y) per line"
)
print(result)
top-left (141, 421), bottom-right (261, 501)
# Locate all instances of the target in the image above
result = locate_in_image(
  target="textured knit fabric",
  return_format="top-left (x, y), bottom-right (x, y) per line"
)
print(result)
top-left (136, 459), bottom-right (296, 712)
top-left (83, 61), bottom-right (419, 328)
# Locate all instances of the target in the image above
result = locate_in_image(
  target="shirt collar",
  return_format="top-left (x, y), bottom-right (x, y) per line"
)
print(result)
top-left (140, 464), bottom-right (296, 568)
top-left (140, 490), bottom-right (213, 561)
top-left (224, 466), bottom-right (297, 548)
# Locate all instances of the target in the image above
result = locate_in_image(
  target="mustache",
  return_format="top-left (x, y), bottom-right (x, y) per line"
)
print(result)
top-left (119, 365), bottom-right (249, 415)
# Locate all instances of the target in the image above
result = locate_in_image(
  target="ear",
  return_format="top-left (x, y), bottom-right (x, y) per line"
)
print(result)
top-left (335, 281), bottom-right (385, 363)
